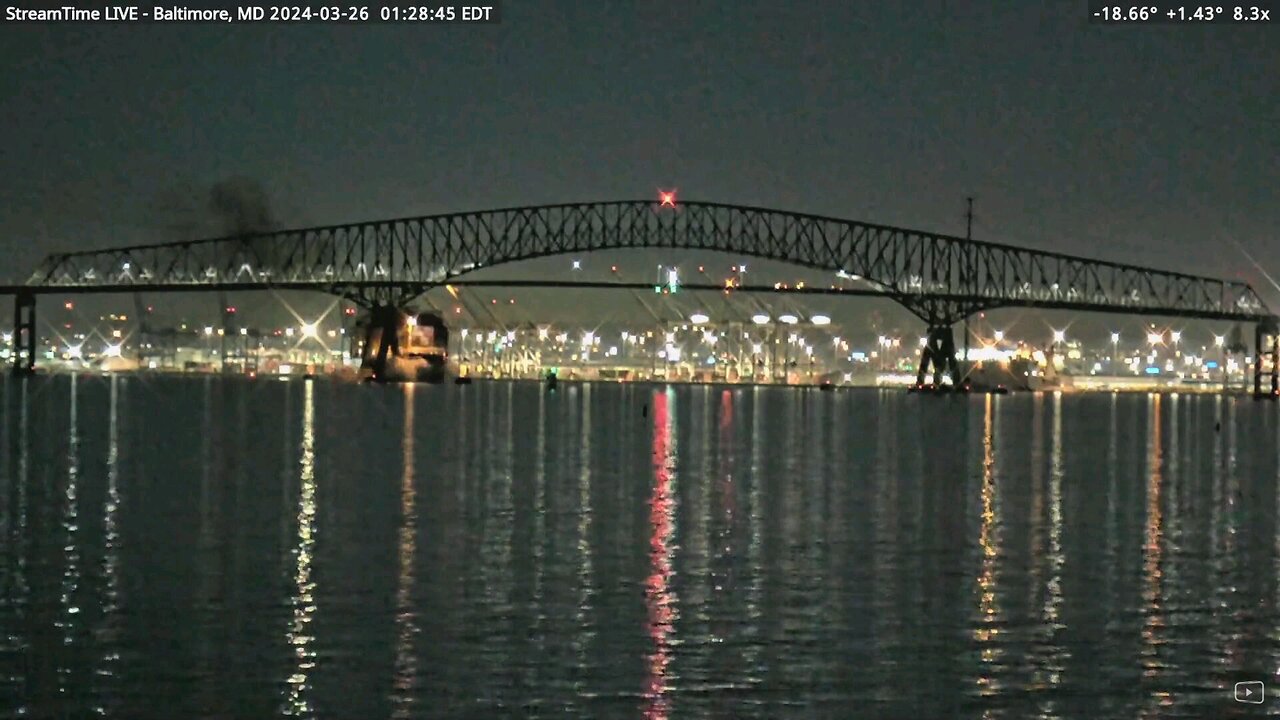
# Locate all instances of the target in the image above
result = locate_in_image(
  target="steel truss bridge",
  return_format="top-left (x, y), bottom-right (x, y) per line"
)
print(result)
top-left (4, 199), bottom-right (1278, 393)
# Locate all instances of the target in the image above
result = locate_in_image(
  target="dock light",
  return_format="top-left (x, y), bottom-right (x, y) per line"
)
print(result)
top-left (1215, 335), bottom-right (1225, 347)
top-left (690, 313), bottom-right (710, 325)
top-left (779, 314), bottom-right (799, 324)
top-left (301, 323), bottom-right (318, 338)
top-left (810, 314), bottom-right (831, 326)
top-left (572, 259), bottom-right (582, 270)
top-left (67, 344), bottom-right (82, 359)
top-left (751, 314), bottom-right (770, 325)
top-left (1052, 329), bottom-right (1066, 343)
top-left (1147, 331), bottom-right (1163, 345)
top-left (104, 344), bottom-right (121, 358)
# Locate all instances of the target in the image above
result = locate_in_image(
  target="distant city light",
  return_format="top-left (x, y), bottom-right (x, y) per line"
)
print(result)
top-left (919, 337), bottom-right (928, 347)
top-left (1147, 331), bottom-right (1163, 345)
top-left (104, 344), bottom-right (122, 358)
top-left (1214, 335), bottom-right (1225, 347)
top-left (751, 314), bottom-right (770, 325)
top-left (67, 344), bottom-right (83, 359)
top-left (2, 332), bottom-right (11, 343)
top-left (239, 328), bottom-right (248, 336)
top-left (779, 314), bottom-right (799, 324)
top-left (752, 343), bottom-right (763, 354)
top-left (1052, 329), bottom-right (1066, 343)
top-left (810, 314), bottom-right (831, 326)
top-left (285, 327), bottom-right (294, 337)
top-left (993, 330), bottom-right (1004, 342)
top-left (1171, 330), bottom-right (1181, 343)
top-left (690, 313), bottom-right (710, 324)
top-left (1111, 332), bottom-right (1121, 343)
top-left (572, 259), bottom-right (582, 270)
top-left (301, 323), bottom-right (318, 338)
top-left (405, 315), bottom-right (417, 327)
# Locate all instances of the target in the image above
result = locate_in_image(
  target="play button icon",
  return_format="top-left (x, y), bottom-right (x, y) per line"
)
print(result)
top-left (1235, 681), bottom-right (1264, 704)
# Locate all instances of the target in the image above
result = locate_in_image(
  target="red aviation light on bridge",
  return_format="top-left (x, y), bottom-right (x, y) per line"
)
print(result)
top-left (658, 190), bottom-right (677, 208)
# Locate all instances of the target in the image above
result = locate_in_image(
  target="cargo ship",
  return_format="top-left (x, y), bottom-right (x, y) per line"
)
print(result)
top-left (358, 306), bottom-right (450, 383)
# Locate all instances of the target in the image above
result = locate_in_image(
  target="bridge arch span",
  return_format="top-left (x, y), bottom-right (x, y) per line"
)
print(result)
top-left (27, 200), bottom-right (1270, 327)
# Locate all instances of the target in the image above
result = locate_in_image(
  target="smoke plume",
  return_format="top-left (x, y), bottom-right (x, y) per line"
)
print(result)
top-left (208, 176), bottom-right (277, 236)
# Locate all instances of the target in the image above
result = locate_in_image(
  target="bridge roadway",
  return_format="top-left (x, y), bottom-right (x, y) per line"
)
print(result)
top-left (2, 199), bottom-right (1276, 392)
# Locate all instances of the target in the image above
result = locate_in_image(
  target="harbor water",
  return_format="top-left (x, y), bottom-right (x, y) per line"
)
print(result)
top-left (2, 375), bottom-right (1280, 718)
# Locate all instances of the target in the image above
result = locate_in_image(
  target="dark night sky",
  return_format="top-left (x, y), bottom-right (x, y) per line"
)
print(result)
top-left (2, 1), bottom-right (1277, 306)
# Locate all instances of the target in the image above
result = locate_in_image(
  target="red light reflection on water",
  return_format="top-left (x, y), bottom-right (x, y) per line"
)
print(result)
top-left (644, 390), bottom-right (676, 719)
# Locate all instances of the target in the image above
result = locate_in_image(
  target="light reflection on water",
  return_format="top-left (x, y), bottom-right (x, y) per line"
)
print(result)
top-left (2, 376), bottom-right (1280, 718)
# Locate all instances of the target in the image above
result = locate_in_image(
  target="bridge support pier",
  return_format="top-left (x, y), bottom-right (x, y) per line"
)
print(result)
top-left (11, 291), bottom-right (36, 377)
top-left (1254, 320), bottom-right (1278, 399)
top-left (361, 302), bottom-right (403, 382)
top-left (915, 325), bottom-right (963, 387)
